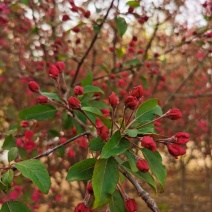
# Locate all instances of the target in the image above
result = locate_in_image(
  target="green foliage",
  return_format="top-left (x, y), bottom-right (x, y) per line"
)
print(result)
top-left (114, 17), bottom-right (128, 37)
top-left (109, 190), bottom-right (126, 212)
top-left (101, 130), bottom-right (130, 159)
top-left (126, 1), bottom-right (140, 7)
top-left (2, 135), bottom-right (16, 150)
top-left (135, 99), bottom-right (159, 117)
top-left (123, 59), bottom-right (141, 66)
top-left (19, 105), bottom-right (57, 121)
top-left (0, 201), bottom-right (30, 212)
top-left (40, 92), bottom-right (61, 101)
top-left (83, 85), bottom-right (104, 94)
top-left (81, 71), bottom-right (93, 86)
top-left (15, 159), bottom-right (51, 194)
top-left (92, 157), bottom-right (119, 208)
top-left (82, 106), bottom-right (111, 128)
top-left (121, 161), bottom-right (157, 192)
top-left (66, 158), bottom-right (97, 182)
top-left (0, 170), bottom-right (14, 192)
top-left (141, 148), bottom-right (167, 190)
top-left (8, 147), bottom-right (19, 162)
top-left (89, 137), bottom-right (105, 151)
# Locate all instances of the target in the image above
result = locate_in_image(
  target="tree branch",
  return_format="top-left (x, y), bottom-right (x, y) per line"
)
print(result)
top-left (119, 166), bottom-right (160, 212)
top-left (71, 0), bottom-right (115, 87)
top-left (33, 131), bottom-right (90, 159)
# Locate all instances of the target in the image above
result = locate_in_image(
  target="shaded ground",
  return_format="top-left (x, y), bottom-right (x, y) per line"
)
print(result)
top-left (135, 170), bottom-right (211, 212)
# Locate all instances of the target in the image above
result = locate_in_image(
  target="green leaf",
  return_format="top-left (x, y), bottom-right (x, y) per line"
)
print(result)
top-left (57, 146), bottom-right (65, 158)
top-left (137, 124), bottom-right (155, 134)
top-left (93, 25), bottom-right (100, 33)
top-left (135, 99), bottom-right (158, 118)
top-left (133, 105), bottom-right (162, 129)
top-left (2, 170), bottom-right (14, 186)
top-left (123, 59), bottom-right (141, 66)
top-left (114, 17), bottom-right (127, 37)
top-left (82, 106), bottom-right (111, 128)
top-left (40, 92), bottom-right (61, 101)
top-left (140, 76), bottom-right (149, 89)
top-left (85, 100), bottom-right (109, 109)
top-left (15, 159), bottom-right (51, 194)
top-left (126, 1), bottom-right (140, 7)
top-left (141, 148), bottom-right (166, 190)
top-left (66, 158), bottom-right (97, 182)
top-left (82, 106), bottom-right (102, 116)
top-left (101, 130), bottom-right (130, 159)
top-left (125, 151), bottom-right (138, 172)
top-left (20, 0), bottom-right (29, 5)
top-left (98, 65), bottom-right (109, 73)
top-left (0, 181), bottom-right (7, 191)
top-left (89, 137), bottom-right (105, 151)
top-left (2, 135), bottom-right (16, 150)
top-left (0, 201), bottom-right (30, 212)
top-left (109, 190), bottom-right (126, 212)
top-left (126, 129), bottom-right (138, 137)
top-left (17, 147), bottom-right (27, 160)
top-left (116, 48), bottom-right (124, 58)
top-left (8, 147), bottom-right (19, 162)
top-left (83, 85), bottom-right (104, 94)
top-left (81, 71), bottom-right (93, 86)
top-left (121, 161), bottom-right (157, 191)
top-left (93, 157), bottom-right (119, 208)
top-left (19, 105), bottom-right (57, 121)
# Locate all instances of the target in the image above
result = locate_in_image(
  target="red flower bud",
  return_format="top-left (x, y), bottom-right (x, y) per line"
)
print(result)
top-left (28, 81), bottom-right (40, 93)
top-left (97, 125), bottom-right (109, 141)
top-left (141, 136), bottom-right (157, 152)
top-left (84, 10), bottom-right (90, 18)
top-left (109, 92), bottom-right (119, 108)
top-left (125, 198), bottom-right (138, 212)
top-left (136, 159), bottom-right (149, 172)
top-left (62, 14), bottom-right (70, 21)
top-left (74, 202), bottom-right (91, 212)
top-left (132, 36), bottom-right (137, 42)
top-left (129, 85), bottom-right (143, 99)
top-left (56, 61), bottom-right (65, 73)
top-left (128, 6), bottom-right (134, 13)
top-left (86, 183), bottom-right (93, 194)
top-left (165, 108), bottom-right (182, 120)
top-left (167, 144), bottom-right (186, 159)
top-left (74, 85), bottom-right (84, 96)
top-left (49, 65), bottom-right (60, 79)
top-left (67, 148), bottom-right (75, 158)
top-left (174, 132), bottom-right (190, 144)
top-left (72, 26), bottom-right (80, 33)
top-left (68, 96), bottom-right (81, 109)
top-left (21, 120), bottom-right (29, 128)
top-left (37, 96), bottom-right (48, 104)
top-left (125, 96), bottom-right (138, 110)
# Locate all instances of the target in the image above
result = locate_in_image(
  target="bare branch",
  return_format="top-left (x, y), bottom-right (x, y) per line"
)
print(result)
top-left (71, 0), bottom-right (115, 87)
top-left (33, 131), bottom-right (90, 159)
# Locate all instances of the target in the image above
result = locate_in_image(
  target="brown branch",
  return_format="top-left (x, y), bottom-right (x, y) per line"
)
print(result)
top-left (163, 57), bottom-right (207, 107)
top-left (71, 0), bottom-right (115, 87)
top-left (119, 166), bottom-right (160, 212)
top-left (142, 22), bottom-right (159, 62)
top-left (173, 92), bottom-right (212, 98)
top-left (33, 131), bottom-right (90, 159)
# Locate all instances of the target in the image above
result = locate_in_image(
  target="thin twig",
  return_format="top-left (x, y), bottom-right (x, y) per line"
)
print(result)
top-left (71, 0), bottom-right (115, 87)
top-left (119, 166), bottom-right (160, 212)
top-left (33, 131), bottom-right (90, 159)
top-left (142, 22), bottom-right (159, 62)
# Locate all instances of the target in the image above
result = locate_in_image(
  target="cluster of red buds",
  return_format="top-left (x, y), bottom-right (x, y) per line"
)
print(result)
top-left (28, 70), bottom-right (190, 211)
